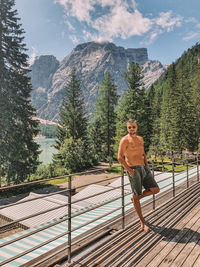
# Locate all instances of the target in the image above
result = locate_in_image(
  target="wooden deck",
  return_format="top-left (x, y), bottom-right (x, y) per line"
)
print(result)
top-left (67, 181), bottom-right (200, 267)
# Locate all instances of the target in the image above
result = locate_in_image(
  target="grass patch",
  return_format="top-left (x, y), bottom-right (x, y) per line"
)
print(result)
top-left (44, 177), bottom-right (69, 186)
top-left (155, 164), bottom-right (194, 173)
top-left (0, 176), bottom-right (69, 199)
top-left (106, 166), bottom-right (121, 174)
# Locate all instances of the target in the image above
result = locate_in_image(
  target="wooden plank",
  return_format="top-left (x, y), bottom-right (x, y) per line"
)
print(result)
top-left (77, 196), bottom-right (188, 266)
top-left (135, 201), bottom-right (200, 267)
top-left (75, 185), bottom-right (200, 267)
top-left (145, 201), bottom-right (200, 267)
top-left (181, 239), bottom-right (200, 267)
top-left (124, 197), bottom-right (200, 267)
top-left (170, 219), bottom-right (200, 266)
top-left (159, 216), bottom-right (200, 267)
top-left (193, 254), bottom-right (200, 267)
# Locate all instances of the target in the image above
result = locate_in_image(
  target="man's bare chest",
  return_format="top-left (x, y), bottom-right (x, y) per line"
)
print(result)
top-left (125, 138), bottom-right (144, 154)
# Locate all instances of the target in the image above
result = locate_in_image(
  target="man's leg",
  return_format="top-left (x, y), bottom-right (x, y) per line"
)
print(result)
top-left (131, 195), bottom-right (150, 232)
top-left (141, 187), bottom-right (160, 198)
top-left (131, 187), bottom-right (160, 232)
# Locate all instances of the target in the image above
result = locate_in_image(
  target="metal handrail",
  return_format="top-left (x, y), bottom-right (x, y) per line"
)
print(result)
top-left (0, 164), bottom-right (121, 191)
top-left (0, 182), bottom-right (131, 230)
top-left (0, 155), bottom-right (199, 266)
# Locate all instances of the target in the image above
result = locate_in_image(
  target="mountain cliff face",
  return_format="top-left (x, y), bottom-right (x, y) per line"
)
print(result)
top-left (29, 42), bottom-right (166, 121)
top-left (30, 55), bottom-right (59, 112)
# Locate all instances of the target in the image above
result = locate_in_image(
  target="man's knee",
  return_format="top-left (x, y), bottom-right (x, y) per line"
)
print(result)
top-left (131, 195), bottom-right (141, 203)
top-left (150, 187), bottom-right (160, 194)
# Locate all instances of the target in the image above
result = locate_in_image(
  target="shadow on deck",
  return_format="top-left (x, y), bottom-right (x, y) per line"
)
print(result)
top-left (67, 181), bottom-right (200, 267)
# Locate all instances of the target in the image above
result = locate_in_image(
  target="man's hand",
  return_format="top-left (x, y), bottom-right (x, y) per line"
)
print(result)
top-left (128, 168), bottom-right (134, 177)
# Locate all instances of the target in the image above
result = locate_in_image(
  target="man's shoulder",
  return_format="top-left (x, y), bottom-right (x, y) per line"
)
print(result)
top-left (120, 135), bottom-right (129, 143)
top-left (136, 135), bottom-right (144, 142)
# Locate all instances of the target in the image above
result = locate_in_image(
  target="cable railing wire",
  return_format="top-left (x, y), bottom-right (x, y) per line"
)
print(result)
top-left (0, 156), bottom-right (199, 266)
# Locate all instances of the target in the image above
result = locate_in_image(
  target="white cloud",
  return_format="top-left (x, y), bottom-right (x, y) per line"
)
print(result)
top-left (55, 0), bottom-right (184, 44)
top-left (28, 47), bottom-right (38, 66)
top-left (182, 17), bottom-right (200, 41)
top-left (145, 29), bottom-right (163, 45)
top-left (185, 17), bottom-right (198, 24)
top-left (183, 32), bottom-right (200, 41)
top-left (92, 6), bottom-right (152, 40)
top-left (69, 34), bottom-right (79, 44)
top-left (65, 19), bottom-right (75, 31)
top-left (155, 11), bottom-right (182, 32)
top-left (54, 0), bottom-right (94, 23)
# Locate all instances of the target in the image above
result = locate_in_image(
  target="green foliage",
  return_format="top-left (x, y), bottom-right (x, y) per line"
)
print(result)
top-left (90, 72), bottom-right (119, 161)
top-left (55, 68), bottom-right (88, 150)
top-left (0, 0), bottom-right (40, 184)
top-left (190, 59), bottom-right (200, 150)
top-left (149, 43), bottom-right (200, 154)
top-left (106, 166), bottom-right (121, 174)
top-left (29, 163), bottom-right (67, 180)
top-left (89, 118), bottom-right (105, 162)
top-left (39, 124), bottom-right (57, 138)
top-left (115, 62), bottom-right (153, 154)
top-left (54, 68), bottom-right (97, 172)
top-left (58, 137), bottom-right (95, 173)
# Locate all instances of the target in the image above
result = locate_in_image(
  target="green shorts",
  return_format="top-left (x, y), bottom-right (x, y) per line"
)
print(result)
top-left (128, 165), bottom-right (159, 196)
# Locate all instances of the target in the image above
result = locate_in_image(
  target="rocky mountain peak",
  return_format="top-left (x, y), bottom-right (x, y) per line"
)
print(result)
top-left (30, 55), bottom-right (59, 90)
top-left (30, 42), bottom-right (166, 121)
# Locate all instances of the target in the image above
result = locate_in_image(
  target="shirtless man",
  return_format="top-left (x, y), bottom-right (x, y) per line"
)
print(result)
top-left (118, 119), bottom-right (160, 232)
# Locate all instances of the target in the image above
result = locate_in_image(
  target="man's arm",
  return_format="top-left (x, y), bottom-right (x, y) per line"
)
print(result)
top-left (144, 152), bottom-right (148, 166)
top-left (140, 136), bottom-right (148, 166)
top-left (118, 138), bottom-right (134, 176)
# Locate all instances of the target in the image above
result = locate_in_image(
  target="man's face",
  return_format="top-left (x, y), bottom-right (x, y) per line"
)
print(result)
top-left (127, 121), bottom-right (137, 135)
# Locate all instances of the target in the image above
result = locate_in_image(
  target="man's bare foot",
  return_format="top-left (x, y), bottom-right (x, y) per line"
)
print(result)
top-left (140, 221), bottom-right (150, 232)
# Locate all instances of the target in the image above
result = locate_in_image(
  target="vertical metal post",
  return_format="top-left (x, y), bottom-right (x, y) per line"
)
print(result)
top-left (121, 166), bottom-right (125, 229)
top-left (172, 155), bottom-right (175, 197)
top-left (197, 151), bottom-right (199, 182)
top-left (0, 165), bottom-right (2, 188)
top-left (152, 160), bottom-right (155, 210)
top-left (186, 156), bottom-right (189, 188)
top-left (68, 175), bottom-right (72, 264)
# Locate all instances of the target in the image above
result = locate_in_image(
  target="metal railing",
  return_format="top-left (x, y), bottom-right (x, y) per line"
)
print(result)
top-left (0, 155), bottom-right (199, 266)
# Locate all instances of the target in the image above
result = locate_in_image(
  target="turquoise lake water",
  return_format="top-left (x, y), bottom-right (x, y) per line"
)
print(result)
top-left (36, 138), bottom-right (57, 164)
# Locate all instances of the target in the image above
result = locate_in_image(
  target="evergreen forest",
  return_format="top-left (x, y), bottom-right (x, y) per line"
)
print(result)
top-left (147, 43), bottom-right (200, 156)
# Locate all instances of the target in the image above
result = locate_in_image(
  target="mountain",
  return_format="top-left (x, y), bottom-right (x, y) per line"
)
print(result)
top-left (29, 42), bottom-right (166, 121)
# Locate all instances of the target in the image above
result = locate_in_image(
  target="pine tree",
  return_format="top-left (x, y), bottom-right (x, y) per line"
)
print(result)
top-left (160, 63), bottom-right (183, 153)
top-left (54, 68), bottom-right (95, 172)
top-left (0, 0), bottom-right (40, 184)
top-left (89, 118), bottom-right (105, 160)
top-left (55, 68), bottom-right (87, 149)
top-left (90, 72), bottom-right (118, 162)
top-left (176, 58), bottom-right (196, 152)
top-left (191, 57), bottom-right (200, 151)
top-left (115, 62), bottom-right (152, 153)
top-left (147, 85), bottom-right (163, 156)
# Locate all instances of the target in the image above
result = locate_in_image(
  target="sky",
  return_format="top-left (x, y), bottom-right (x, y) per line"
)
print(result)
top-left (14, 0), bottom-right (200, 65)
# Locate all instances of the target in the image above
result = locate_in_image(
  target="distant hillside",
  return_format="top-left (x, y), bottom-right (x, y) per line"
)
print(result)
top-left (147, 42), bottom-right (200, 152)
top-left (29, 41), bottom-right (166, 121)
top-left (148, 43), bottom-right (200, 95)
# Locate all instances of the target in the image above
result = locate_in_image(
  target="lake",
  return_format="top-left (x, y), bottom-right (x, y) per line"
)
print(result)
top-left (36, 138), bottom-right (57, 164)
